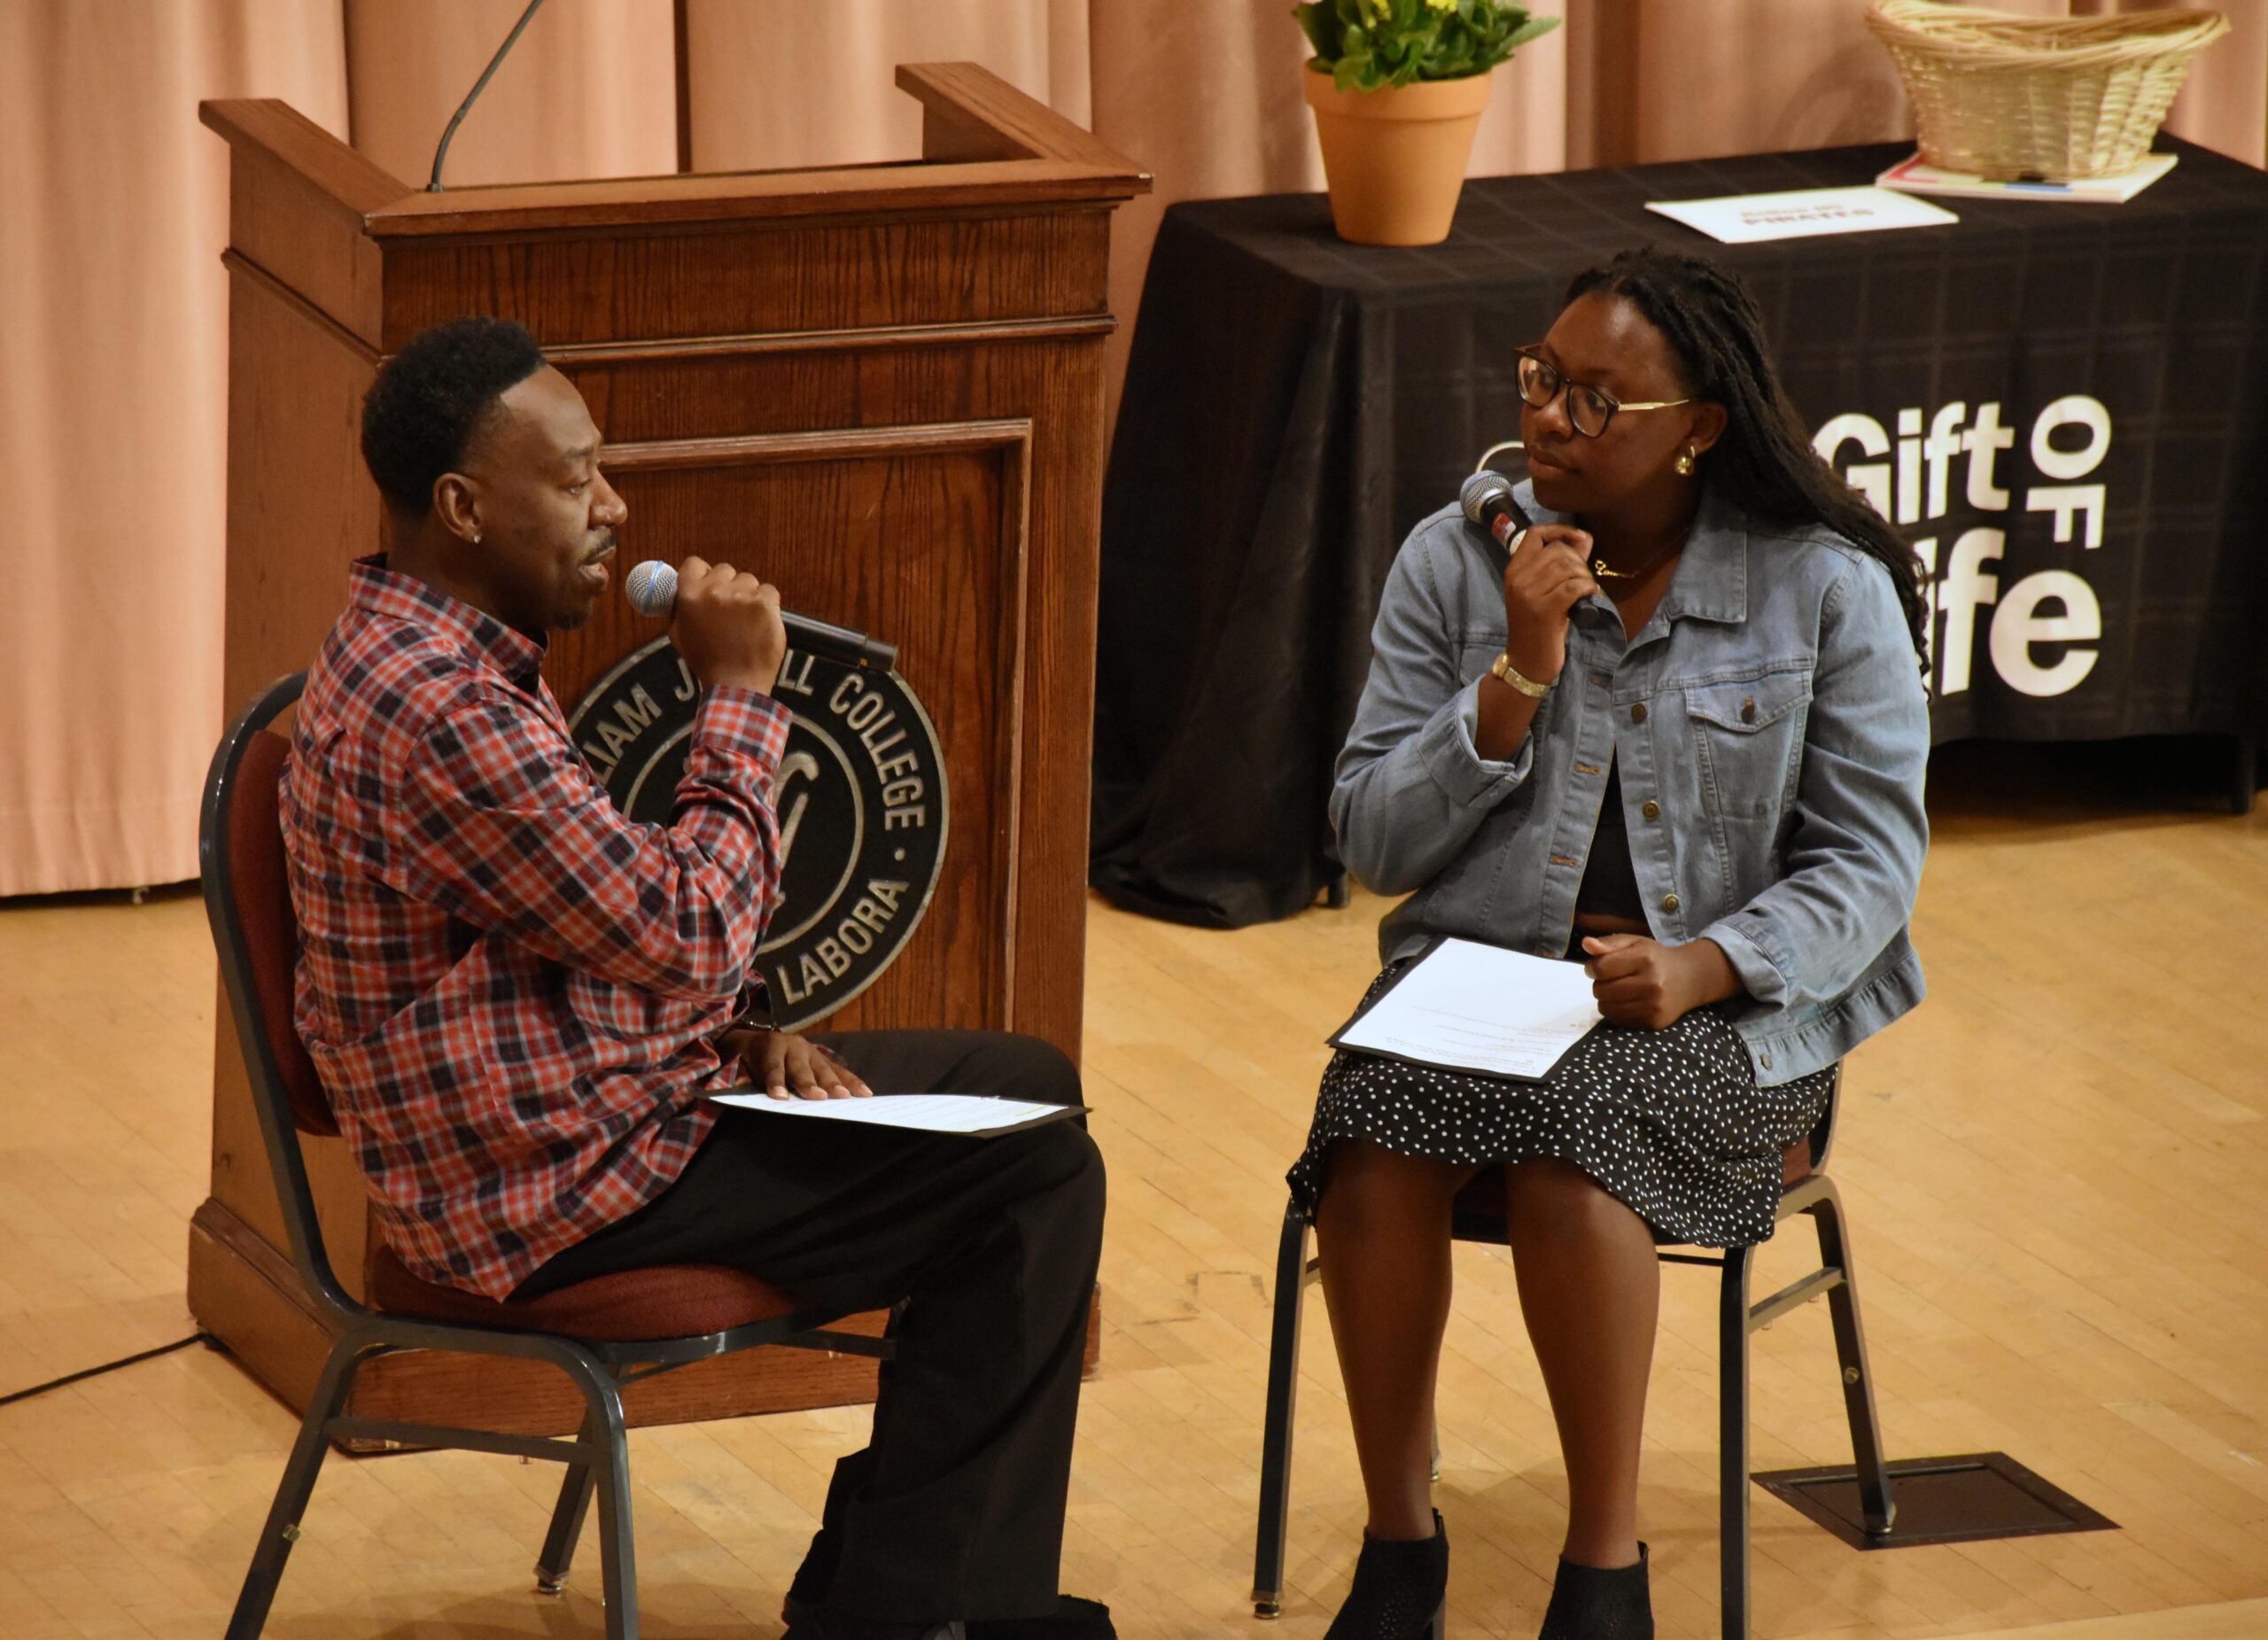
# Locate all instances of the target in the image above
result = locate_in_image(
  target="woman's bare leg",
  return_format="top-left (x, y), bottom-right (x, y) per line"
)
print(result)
top-left (1503, 1157), bottom-right (1660, 1567)
top-left (1315, 1140), bottom-right (1478, 1540)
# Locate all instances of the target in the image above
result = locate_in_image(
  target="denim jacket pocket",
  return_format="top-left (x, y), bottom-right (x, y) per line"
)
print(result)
top-left (1683, 668), bottom-right (1813, 820)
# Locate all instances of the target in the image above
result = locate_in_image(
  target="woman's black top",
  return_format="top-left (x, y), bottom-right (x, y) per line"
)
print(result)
top-left (1571, 756), bottom-right (1646, 928)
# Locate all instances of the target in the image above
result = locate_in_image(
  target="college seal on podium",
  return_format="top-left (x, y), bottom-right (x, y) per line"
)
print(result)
top-left (569, 636), bottom-right (949, 1030)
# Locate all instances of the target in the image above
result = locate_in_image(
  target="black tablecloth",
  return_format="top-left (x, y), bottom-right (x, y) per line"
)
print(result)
top-left (1091, 139), bottom-right (2268, 928)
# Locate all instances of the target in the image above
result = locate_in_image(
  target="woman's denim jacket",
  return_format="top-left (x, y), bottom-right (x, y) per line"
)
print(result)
top-left (1332, 481), bottom-right (1929, 1086)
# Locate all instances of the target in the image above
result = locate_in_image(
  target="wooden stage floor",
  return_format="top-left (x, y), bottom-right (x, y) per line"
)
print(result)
top-left (1, 738), bottom-right (2262, 1638)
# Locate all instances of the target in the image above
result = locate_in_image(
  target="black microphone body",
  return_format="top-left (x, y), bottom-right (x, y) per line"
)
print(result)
top-left (623, 560), bottom-right (897, 672)
top-left (779, 611), bottom-right (897, 673)
top-left (1459, 470), bottom-right (1532, 549)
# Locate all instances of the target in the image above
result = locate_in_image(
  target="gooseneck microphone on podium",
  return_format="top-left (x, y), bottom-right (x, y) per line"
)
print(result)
top-left (624, 560), bottom-right (898, 672)
top-left (428, 0), bottom-right (549, 191)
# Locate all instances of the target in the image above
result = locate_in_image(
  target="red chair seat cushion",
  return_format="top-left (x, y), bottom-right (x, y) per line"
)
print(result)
top-left (367, 1244), bottom-right (804, 1341)
top-left (1781, 1139), bottom-right (1816, 1190)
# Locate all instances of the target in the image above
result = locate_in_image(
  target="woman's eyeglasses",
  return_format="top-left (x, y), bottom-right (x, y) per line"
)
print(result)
top-left (1515, 347), bottom-right (1695, 439)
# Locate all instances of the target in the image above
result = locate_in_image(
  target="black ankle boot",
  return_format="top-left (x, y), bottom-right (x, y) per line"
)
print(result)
top-left (1536, 1543), bottom-right (1651, 1640)
top-left (1324, 1512), bottom-right (1449, 1640)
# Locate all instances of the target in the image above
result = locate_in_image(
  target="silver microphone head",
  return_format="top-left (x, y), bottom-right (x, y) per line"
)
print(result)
top-left (1461, 470), bottom-right (1516, 525)
top-left (624, 559), bottom-right (677, 618)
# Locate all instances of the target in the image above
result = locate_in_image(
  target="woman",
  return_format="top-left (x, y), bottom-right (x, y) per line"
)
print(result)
top-left (1293, 248), bottom-right (1930, 1640)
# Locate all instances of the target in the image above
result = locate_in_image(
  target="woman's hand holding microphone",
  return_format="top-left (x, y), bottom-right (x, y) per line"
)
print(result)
top-left (1472, 524), bottom-right (1598, 761)
top-left (1499, 524), bottom-right (1600, 689)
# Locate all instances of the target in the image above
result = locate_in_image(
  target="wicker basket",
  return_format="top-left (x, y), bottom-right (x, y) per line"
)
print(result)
top-left (1868, 1), bottom-right (2229, 181)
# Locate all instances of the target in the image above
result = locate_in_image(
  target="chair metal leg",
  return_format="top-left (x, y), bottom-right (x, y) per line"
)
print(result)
top-left (1720, 1246), bottom-right (1754, 1640)
top-left (535, 1406), bottom-right (602, 1595)
top-left (558, 1361), bottom-right (639, 1640)
top-left (225, 1335), bottom-right (370, 1639)
top-left (1806, 1183), bottom-right (1896, 1535)
top-left (1252, 1203), bottom-right (1313, 1617)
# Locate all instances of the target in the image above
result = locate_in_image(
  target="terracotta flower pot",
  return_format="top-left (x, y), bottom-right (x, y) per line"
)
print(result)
top-left (1303, 61), bottom-right (1493, 246)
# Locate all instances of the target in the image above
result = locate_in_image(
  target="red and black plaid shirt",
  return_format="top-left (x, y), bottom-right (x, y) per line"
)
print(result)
top-left (280, 558), bottom-right (788, 1298)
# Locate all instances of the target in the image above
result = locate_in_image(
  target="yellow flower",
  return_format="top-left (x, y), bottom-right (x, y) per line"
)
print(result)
top-left (1366, 0), bottom-right (1460, 26)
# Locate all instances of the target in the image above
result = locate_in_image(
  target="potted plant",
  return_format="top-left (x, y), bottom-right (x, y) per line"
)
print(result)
top-left (1295, 0), bottom-right (1559, 245)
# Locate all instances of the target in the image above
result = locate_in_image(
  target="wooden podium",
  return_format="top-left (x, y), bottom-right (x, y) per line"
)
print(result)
top-left (191, 66), bottom-right (1146, 1439)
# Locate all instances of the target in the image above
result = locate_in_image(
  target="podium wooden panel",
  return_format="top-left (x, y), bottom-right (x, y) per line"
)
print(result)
top-left (191, 66), bottom-right (1146, 1441)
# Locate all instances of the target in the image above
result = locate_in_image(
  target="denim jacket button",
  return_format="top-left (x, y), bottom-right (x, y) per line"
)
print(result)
top-left (1661, 891), bottom-right (1679, 912)
top-left (1759, 1050), bottom-right (1774, 1071)
top-left (1641, 799), bottom-right (1660, 820)
top-left (1630, 703), bottom-right (1648, 723)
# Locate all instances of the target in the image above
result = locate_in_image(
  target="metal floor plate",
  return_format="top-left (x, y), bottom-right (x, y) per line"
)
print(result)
top-left (1755, 1451), bottom-right (2117, 1551)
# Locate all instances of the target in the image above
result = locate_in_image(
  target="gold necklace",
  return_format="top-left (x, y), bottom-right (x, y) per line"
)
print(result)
top-left (1591, 540), bottom-right (1681, 581)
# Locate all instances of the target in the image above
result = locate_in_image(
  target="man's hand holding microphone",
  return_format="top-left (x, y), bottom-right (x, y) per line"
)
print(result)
top-left (665, 556), bottom-right (788, 696)
top-left (656, 556), bottom-right (874, 1093)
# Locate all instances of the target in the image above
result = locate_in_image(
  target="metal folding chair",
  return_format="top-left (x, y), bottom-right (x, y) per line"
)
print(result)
top-left (202, 672), bottom-right (892, 1640)
top-left (1249, 1068), bottom-right (1896, 1638)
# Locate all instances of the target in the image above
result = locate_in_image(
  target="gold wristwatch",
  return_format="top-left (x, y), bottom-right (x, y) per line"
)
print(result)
top-left (1489, 650), bottom-right (1554, 698)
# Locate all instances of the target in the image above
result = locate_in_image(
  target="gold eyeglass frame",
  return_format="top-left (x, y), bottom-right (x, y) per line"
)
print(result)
top-left (1513, 346), bottom-right (1696, 438)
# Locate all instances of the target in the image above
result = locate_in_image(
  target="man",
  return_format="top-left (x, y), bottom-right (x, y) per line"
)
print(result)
top-left (280, 315), bottom-right (1108, 1640)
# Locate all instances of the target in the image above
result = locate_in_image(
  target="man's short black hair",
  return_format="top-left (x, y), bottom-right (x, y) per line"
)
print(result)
top-left (360, 316), bottom-right (546, 517)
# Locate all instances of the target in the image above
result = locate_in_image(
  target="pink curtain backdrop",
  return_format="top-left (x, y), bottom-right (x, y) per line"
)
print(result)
top-left (4, 0), bottom-right (2262, 894)
top-left (343, 0), bottom-right (679, 187)
top-left (0, 2), bottom-right (346, 898)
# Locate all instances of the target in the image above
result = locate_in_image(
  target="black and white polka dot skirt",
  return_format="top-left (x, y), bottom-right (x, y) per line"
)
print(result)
top-left (1289, 958), bottom-right (1837, 1248)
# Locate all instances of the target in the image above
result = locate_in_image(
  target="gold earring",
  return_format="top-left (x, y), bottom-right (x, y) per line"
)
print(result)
top-left (1674, 447), bottom-right (1697, 477)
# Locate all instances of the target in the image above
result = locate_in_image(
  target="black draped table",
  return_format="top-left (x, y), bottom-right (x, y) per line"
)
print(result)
top-left (1091, 139), bottom-right (2268, 928)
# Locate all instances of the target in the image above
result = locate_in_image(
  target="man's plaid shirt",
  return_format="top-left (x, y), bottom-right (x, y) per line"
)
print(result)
top-left (279, 558), bottom-right (788, 1299)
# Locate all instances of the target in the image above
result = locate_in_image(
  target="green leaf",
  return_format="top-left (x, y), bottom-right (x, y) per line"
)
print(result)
top-left (1301, 0), bottom-right (1558, 80)
top-left (1293, 3), bottom-right (1339, 59)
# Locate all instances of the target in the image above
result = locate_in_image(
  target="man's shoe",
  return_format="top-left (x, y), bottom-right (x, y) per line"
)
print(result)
top-left (783, 1595), bottom-right (1113, 1640)
top-left (780, 1610), bottom-right (964, 1640)
top-left (972, 1596), bottom-right (1115, 1638)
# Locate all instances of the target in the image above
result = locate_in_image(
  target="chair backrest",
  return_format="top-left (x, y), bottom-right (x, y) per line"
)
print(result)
top-left (219, 726), bottom-right (336, 1140)
top-left (1804, 1066), bottom-right (1842, 1176)
top-left (199, 672), bottom-right (359, 1318)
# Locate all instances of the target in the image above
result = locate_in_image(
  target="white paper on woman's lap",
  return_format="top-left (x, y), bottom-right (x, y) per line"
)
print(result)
top-left (1330, 937), bottom-right (1603, 1082)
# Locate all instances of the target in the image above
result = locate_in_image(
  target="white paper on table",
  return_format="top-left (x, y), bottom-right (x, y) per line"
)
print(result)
top-left (1644, 185), bottom-right (1958, 245)
top-left (1330, 937), bottom-right (1603, 1083)
top-left (706, 1090), bottom-right (1086, 1138)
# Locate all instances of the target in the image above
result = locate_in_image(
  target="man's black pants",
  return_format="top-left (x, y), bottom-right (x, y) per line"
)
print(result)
top-left (517, 1030), bottom-right (1104, 1625)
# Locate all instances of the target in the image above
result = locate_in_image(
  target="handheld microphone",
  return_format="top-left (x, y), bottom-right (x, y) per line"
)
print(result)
top-left (1460, 470), bottom-right (1532, 551)
top-left (623, 560), bottom-right (897, 672)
